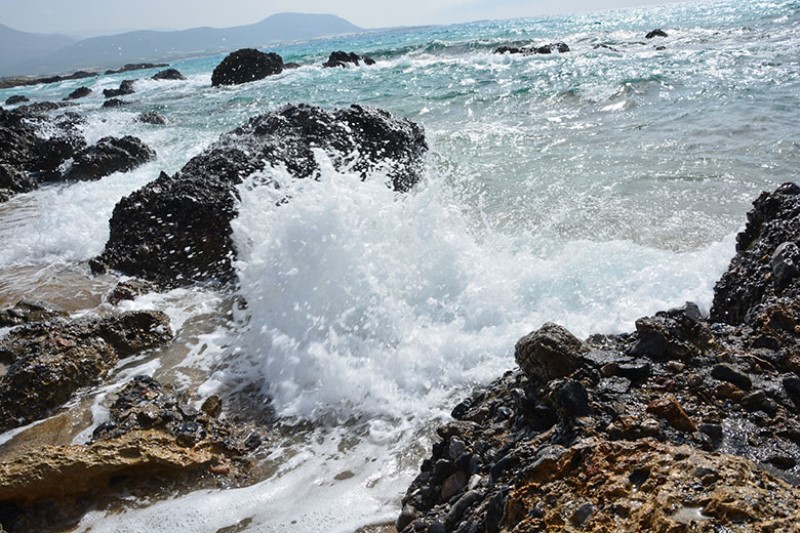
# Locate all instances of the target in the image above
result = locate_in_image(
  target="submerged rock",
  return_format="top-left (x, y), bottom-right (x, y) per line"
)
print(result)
top-left (62, 135), bottom-right (156, 181)
top-left (211, 48), bottom-right (283, 86)
top-left (91, 103), bottom-right (428, 289)
top-left (137, 111), bottom-right (167, 125)
top-left (322, 50), bottom-right (376, 68)
top-left (3, 95), bottom-right (29, 106)
top-left (0, 311), bottom-right (172, 432)
top-left (494, 42), bottom-right (570, 55)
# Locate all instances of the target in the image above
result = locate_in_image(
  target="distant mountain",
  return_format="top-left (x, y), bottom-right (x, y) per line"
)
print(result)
top-left (0, 24), bottom-right (77, 76)
top-left (3, 13), bottom-right (364, 77)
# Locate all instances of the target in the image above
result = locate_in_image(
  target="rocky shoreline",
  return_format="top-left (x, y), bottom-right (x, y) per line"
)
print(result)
top-left (397, 183), bottom-right (800, 532)
top-left (0, 41), bottom-right (798, 532)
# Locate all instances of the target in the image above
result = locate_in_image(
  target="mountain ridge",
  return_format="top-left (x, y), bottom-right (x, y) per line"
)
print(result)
top-left (1, 13), bottom-right (365, 77)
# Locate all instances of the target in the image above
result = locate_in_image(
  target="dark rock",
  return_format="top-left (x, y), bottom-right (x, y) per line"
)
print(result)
top-left (136, 111), bottom-right (167, 125)
top-left (102, 98), bottom-right (127, 108)
top-left (711, 364), bottom-right (753, 391)
top-left (65, 86), bottom-right (92, 100)
top-left (0, 311), bottom-right (172, 432)
top-left (91, 103), bottom-right (427, 288)
top-left (711, 183), bottom-right (800, 325)
top-left (571, 502), bottom-right (595, 527)
top-left (211, 49), bottom-right (283, 86)
top-left (514, 322), bottom-right (587, 382)
top-left (103, 79), bottom-right (136, 98)
top-left (0, 70), bottom-right (98, 90)
top-left (646, 29), bottom-right (668, 39)
top-left (630, 304), bottom-right (711, 360)
top-left (4, 95), bottom-right (29, 106)
top-left (62, 136), bottom-right (155, 181)
top-left (771, 242), bottom-right (800, 289)
top-left (0, 300), bottom-right (67, 328)
top-left (767, 455), bottom-right (797, 470)
top-left (151, 68), bottom-right (186, 81)
top-left (494, 43), bottom-right (569, 55)
top-left (322, 50), bottom-right (375, 68)
top-left (106, 278), bottom-right (156, 305)
top-left (1, 106), bottom-right (87, 198)
top-left (105, 63), bottom-right (168, 75)
top-left (783, 375), bottom-right (800, 408)
top-left (284, 62), bottom-right (301, 69)
top-left (552, 379), bottom-right (590, 416)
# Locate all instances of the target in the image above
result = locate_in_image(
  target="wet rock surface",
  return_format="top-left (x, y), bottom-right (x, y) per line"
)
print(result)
top-left (64, 86), bottom-right (92, 100)
top-left (323, 50), bottom-right (376, 68)
top-left (0, 300), bottom-right (67, 327)
top-left (62, 135), bottom-right (156, 181)
top-left (494, 42), bottom-right (570, 55)
top-left (211, 48), bottom-right (284, 86)
top-left (102, 79), bottom-right (136, 98)
top-left (91, 103), bottom-right (428, 289)
top-left (0, 105), bottom-right (87, 200)
top-left (0, 311), bottom-right (172, 432)
top-left (0, 376), bottom-right (261, 532)
top-left (399, 183), bottom-right (800, 533)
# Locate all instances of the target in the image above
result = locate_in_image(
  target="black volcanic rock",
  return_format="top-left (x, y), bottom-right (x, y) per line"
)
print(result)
top-left (91, 103), bottom-right (427, 288)
top-left (211, 49), bottom-right (283, 86)
top-left (62, 136), bottom-right (155, 181)
top-left (495, 42), bottom-right (570, 55)
top-left (152, 68), bottom-right (186, 81)
top-left (65, 86), bottom-right (92, 100)
top-left (103, 79), bottom-right (136, 98)
top-left (322, 50), bottom-right (375, 68)
top-left (102, 98), bottom-right (127, 108)
top-left (4, 95), bottom-right (29, 105)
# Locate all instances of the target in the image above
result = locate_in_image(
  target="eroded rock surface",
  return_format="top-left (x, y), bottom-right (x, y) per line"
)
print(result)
top-left (62, 135), bottom-right (156, 181)
top-left (0, 311), bottom-right (172, 432)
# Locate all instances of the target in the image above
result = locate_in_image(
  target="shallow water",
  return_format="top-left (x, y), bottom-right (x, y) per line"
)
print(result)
top-left (1, 0), bottom-right (798, 530)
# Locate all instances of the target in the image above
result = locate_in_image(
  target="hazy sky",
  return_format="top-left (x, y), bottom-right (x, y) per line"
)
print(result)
top-left (1, 0), bottom-right (695, 36)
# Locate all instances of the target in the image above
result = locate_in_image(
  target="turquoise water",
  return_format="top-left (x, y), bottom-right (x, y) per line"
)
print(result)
top-left (1, 0), bottom-right (799, 531)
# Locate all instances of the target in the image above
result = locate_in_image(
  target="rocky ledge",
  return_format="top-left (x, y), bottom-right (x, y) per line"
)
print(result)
top-left (398, 183), bottom-right (800, 532)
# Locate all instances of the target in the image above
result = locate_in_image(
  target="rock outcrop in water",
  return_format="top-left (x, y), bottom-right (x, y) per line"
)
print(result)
top-left (91, 103), bottom-right (428, 289)
top-left (398, 183), bottom-right (800, 532)
top-left (494, 42), bottom-right (570, 55)
top-left (323, 50), bottom-right (376, 68)
top-left (61, 135), bottom-right (156, 181)
top-left (211, 48), bottom-right (284, 86)
top-left (152, 68), bottom-right (186, 81)
top-left (102, 79), bottom-right (136, 98)
top-left (64, 86), bottom-right (92, 100)
top-left (0, 105), bottom-right (87, 201)
top-left (0, 310), bottom-right (172, 432)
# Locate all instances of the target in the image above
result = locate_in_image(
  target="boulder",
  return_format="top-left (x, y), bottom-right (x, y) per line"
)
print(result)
top-left (0, 311), bottom-right (172, 432)
top-left (62, 136), bottom-right (156, 181)
top-left (211, 49), bottom-right (283, 86)
top-left (0, 300), bottom-right (67, 327)
top-left (514, 322), bottom-right (587, 382)
top-left (4, 95), bottom-right (29, 106)
top-left (322, 50), bottom-right (375, 68)
top-left (64, 86), bottom-right (92, 100)
top-left (152, 68), bottom-right (186, 81)
top-left (103, 79), bottom-right (136, 98)
top-left (91, 103), bottom-right (427, 288)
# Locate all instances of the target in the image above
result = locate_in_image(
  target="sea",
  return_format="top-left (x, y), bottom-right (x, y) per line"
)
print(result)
top-left (0, 0), bottom-right (798, 530)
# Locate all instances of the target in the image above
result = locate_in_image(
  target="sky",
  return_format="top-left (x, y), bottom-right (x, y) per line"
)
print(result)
top-left (0, 0), bottom-right (697, 36)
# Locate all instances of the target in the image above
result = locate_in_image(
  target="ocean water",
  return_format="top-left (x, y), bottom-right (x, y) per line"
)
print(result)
top-left (1, 0), bottom-right (799, 530)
